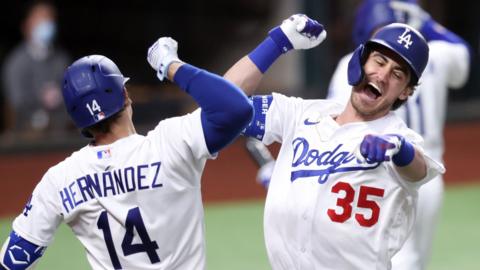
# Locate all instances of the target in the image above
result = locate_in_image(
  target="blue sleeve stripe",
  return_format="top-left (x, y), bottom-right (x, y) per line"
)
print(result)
top-left (242, 95), bottom-right (273, 140)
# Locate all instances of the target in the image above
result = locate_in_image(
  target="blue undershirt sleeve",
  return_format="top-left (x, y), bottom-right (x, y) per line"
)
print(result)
top-left (173, 64), bottom-right (253, 154)
top-left (421, 20), bottom-right (472, 60)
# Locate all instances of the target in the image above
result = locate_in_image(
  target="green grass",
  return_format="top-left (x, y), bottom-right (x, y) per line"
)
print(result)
top-left (428, 184), bottom-right (480, 270)
top-left (0, 185), bottom-right (479, 269)
top-left (0, 200), bottom-right (269, 270)
top-left (205, 200), bottom-right (270, 270)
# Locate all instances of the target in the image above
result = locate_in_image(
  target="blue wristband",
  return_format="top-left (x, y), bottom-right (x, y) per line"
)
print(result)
top-left (248, 26), bottom-right (293, 73)
top-left (392, 137), bottom-right (415, 167)
top-left (268, 26), bottom-right (293, 53)
top-left (248, 37), bottom-right (283, 73)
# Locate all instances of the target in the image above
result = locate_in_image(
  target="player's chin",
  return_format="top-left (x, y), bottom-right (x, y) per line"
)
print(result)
top-left (352, 96), bottom-right (390, 118)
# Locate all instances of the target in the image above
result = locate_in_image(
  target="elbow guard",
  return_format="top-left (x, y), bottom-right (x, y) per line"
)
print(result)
top-left (0, 231), bottom-right (45, 270)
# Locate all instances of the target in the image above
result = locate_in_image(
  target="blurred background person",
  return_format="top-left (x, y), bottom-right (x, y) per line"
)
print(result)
top-left (327, 1), bottom-right (471, 269)
top-left (2, 0), bottom-right (70, 140)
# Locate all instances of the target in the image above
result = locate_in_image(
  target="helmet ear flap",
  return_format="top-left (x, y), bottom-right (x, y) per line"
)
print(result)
top-left (347, 44), bottom-right (366, 86)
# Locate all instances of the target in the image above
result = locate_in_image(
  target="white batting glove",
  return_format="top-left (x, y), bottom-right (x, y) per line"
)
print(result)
top-left (270, 14), bottom-right (327, 52)
top-left (147, 37), bottom-right (183, 81)
top-left (390, 1), bottom-right (431, 30)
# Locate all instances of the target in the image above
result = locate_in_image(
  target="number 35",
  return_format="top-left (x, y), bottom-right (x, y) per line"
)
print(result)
top-left (327, 182), bottom-right (385, 227)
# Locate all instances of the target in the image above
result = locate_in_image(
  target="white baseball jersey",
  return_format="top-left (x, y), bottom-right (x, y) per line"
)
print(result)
top-left (12, 109), bottom-right (212, 270)
top-left (327, 41), bottom-right (470, 270)
top-left (261, 93), bottom-right (444, 270)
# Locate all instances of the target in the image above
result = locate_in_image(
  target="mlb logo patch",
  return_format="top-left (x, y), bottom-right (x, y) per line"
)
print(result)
top-left (97, 149), bottom-right (112, 159)
top-left (94, 112), bottom-right (106, 121)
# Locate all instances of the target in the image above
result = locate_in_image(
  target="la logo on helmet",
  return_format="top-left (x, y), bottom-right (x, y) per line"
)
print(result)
top-left (397, 28), bottom-right (413, 49)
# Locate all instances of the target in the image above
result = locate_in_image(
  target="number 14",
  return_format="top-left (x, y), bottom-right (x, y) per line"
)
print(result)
top-left (97, 207), bottom-right (160, 269)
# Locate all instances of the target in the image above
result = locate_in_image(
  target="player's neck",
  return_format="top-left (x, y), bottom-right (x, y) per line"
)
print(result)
top-left (336, 101), bottom-right (386, 125)
top-left (92, 117), bottom-right (136, 146)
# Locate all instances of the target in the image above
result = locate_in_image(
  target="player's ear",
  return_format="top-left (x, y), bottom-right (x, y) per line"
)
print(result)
top-left (398, 86), bottom-right (413, 101)
top-left (123, 88), bottom-right (132, 106)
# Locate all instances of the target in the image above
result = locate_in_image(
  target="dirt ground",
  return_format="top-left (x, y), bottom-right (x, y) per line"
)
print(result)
top-left (1, 121), bottom-right (479, 217)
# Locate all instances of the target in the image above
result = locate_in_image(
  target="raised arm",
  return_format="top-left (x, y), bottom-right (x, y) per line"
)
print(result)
top-left (147, 37), bottom-right (253, 154)
top-left (224, 14), bottom-right (327, 95)
top-left (224, 56), bottom-right (263, 96)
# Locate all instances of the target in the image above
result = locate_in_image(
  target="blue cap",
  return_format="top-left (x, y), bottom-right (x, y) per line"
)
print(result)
top-left (367, 23), bottom-right (429, 82)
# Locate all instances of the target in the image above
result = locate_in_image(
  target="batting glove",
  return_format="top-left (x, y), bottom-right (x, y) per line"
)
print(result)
top-left (256, 161), bottom-right (275, 189)
top-left (390, 1), bottom-right (431, 30)
top-left (356, 134), bottom-right (415, 166)
top-left (269, 14), bottom-right (327, 53)
top-left (147, 37), bottom-right (183, 81)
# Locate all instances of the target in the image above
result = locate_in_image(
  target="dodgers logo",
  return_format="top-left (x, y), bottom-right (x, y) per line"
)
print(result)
top-left (22, 195), bottom-right (33, 217)
top-left (290, 137), bottom-right (380, 184)
top-left (397, 27), bottom-right (413, 49)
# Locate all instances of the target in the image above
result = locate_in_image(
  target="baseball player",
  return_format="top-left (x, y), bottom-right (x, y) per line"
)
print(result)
top-left (327, 1), bottom-right (471, 269)
top-left (0, 37), bottom-right (253, 269)
top-left (224, 14), bottom-right (445, 269)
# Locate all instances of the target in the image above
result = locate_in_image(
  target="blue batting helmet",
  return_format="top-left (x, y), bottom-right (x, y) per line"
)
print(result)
top-left (347, 23), bottom-right (429, 86)
top-left (62, 55), bottom-right (129, 136)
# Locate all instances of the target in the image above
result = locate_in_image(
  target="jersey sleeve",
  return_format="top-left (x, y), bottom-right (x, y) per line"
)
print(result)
top-left (148, 108), bottom-right (213, 162)
top-left (428, 41), bottom-right (470, 89)
top-left (12, 171), bottom-right (63, 247)
top-left (262, 93), bottom-right (306, 145)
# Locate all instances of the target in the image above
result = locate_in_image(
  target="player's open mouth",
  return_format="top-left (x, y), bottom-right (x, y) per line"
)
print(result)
top-left (364, 82), bottom-right (382, 100)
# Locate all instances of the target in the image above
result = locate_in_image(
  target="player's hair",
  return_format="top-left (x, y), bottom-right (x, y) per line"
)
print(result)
top-left (391, 84), bottom-right (417, 110)
top-left (83, 107), bottom-right (125, 137)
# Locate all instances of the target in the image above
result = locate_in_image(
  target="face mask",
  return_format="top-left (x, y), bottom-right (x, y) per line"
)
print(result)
top-left (32, 20), bottom-right (56, 47)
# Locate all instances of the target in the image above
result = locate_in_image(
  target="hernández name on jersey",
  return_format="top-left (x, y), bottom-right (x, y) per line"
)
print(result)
top-left (60, 161), bottom-right (162, 213)
top-left (291, 137), bottom-right (381, 184)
